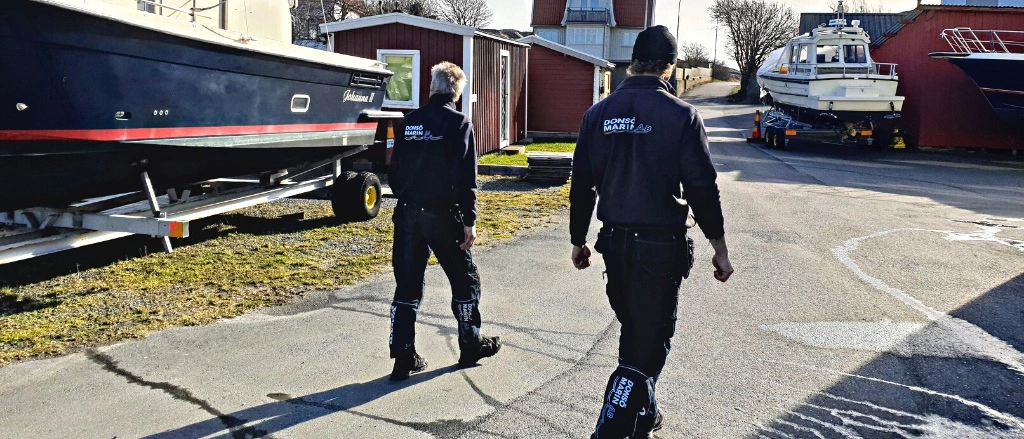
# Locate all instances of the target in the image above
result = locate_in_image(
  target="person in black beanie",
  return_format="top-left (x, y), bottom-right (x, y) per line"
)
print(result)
top-left (569, 25), bottom-right (734, 438)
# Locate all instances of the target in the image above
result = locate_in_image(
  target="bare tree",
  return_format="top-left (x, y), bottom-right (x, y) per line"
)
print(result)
top-left (292, 0), bottom-right (445, 43)
top-left (679, 42), bottom-right (710, 68)
top-left (826, 0), bottom-right (890, 13)
top-left (292, 0), bottom-right (368, 42)
top-left (709, 0), bottom-right (798, 102)
top-left (361, 0), bottom-right (439, 17)
top-left (434, 0), bottom-right (492, 27)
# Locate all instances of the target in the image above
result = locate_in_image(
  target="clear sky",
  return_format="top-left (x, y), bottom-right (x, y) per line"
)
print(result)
top-left (484, 0), bottom-right (929, 65)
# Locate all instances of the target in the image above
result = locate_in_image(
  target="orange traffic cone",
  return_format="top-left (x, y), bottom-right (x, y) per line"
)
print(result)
top-left (746, 110), bottom-right (765, 143)
top-left (385, 121), bottom-right (396, 165)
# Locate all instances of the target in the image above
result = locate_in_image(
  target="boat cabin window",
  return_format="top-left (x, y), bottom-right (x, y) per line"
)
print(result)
top-left (137, 0), bottom-right (157, 13)
top-left (377, 49), bottom-right (421, 109)
top-left (816, 45), bottom-right (841, 63)
top-left (792, 45), bottom-right (812, 63)
top-left (844, 45), bottom-right (868, 64)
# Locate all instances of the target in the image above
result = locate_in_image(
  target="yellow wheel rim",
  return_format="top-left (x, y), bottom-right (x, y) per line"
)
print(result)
top-left (364, 186), bottom-right (378, 209)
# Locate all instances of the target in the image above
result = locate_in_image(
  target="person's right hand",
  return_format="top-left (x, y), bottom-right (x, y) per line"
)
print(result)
top-left (712, 252), bottom-right (734, 282)
top-left (572, 245), bottom-right (592, 270)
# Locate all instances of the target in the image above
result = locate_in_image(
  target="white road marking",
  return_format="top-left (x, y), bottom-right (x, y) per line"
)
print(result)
top-left (832, 222), bottom-right (1024, 374)
top-left (767, 360), bottom-right (1024, 432)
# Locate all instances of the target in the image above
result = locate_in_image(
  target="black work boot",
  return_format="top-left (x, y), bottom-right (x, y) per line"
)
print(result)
top-left (390, 352), bottom-right (427, 381)
top-left (458, 336), bottom-right (501, 368)
top-left (635, 410), bottom-right (664, 438)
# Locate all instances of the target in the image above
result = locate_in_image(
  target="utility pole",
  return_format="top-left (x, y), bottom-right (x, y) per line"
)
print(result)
top-left (712, 25), bottom-right (719, 68)
top-left (676, 0), bottom-right (682, 40)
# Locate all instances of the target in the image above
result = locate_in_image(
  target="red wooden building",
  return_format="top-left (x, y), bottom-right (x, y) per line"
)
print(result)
top-left (321, 14), bottom-right (529, 155)
top-left (869, 5), bottom-right (1024, 150)
top-left (518, 35), bottom-right (614, 137)
top-left (531, 0), bottom-right (658, 90)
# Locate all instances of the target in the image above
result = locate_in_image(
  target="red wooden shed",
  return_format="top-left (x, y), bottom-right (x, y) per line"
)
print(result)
top-left (870, 5), bottom-right (1024, 150)
top-left (321, 13), bottom-right (529, 155)
top-left (517, 35), bottom-right (615, 137)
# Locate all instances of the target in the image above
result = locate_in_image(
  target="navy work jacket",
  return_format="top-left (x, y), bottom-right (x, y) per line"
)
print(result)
top-left (389, 94), bottom-right (478, 226)
top-left (569, 75), bottom-right (725, 246)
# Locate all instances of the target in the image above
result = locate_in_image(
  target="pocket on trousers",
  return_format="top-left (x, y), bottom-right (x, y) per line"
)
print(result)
top-left (594, 229), bottom-right (612, 254)
top-left (681, 236), bottom-right (695, 279)
top-left (634, 238), bottom-right (678, 276)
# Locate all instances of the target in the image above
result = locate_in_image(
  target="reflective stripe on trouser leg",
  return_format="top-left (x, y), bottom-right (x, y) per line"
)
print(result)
top-left (593, 365), bottom-right (655, 438)
top-left (389, 300), bottom-right (420, 358)
top-left (452, 297), bottom-right (481, 347)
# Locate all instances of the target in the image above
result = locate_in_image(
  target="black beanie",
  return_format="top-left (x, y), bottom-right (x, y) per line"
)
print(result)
top-left (631, 25), bottom-right (678, 65)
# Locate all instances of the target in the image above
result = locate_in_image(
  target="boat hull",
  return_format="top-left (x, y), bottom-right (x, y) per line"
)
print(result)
top-left (946, 53), bottom-right (1024, 124)
top-left (0, 0), bottom-right (390, 211)
top-left (760, 75), bottom-right (904, 123)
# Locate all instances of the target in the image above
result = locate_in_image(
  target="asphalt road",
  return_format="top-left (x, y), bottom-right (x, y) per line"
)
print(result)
top-left (2, 82), bottom-right (1023, 439)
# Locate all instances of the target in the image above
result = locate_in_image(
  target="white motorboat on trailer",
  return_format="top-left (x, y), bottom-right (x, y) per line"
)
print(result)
top-left (757, 1), bottom-right (904, 124)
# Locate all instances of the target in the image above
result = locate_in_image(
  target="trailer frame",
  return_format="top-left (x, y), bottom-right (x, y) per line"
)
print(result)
top-left (755, 105), bottom-right (888, 150)
top-left (0, 111), bottom-right (404, 265)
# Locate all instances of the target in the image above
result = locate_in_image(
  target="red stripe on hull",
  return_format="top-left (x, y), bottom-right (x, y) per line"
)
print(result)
top-left (0, 123), bottom-right (379, 141)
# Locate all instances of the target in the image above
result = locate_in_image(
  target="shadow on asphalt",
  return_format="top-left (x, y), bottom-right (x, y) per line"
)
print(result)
top-left (144, 366), bottom-right (461, 439)
top-left (696, 102), bottom-right (1024, 218)
top-left (750, 273), bottom-right (1024, 438)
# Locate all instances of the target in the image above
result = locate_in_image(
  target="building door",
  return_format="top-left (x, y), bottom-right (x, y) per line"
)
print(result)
top-left (500, 50), bottom-right (510, 147)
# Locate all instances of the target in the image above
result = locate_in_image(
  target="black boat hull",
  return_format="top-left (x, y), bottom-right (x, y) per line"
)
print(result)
top-left (947, 54), bottom-right (1024, 125)
top-left (0, 0), bottom-right (390, 211)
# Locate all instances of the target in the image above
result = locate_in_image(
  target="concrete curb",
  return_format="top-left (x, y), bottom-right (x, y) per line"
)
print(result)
top-left (478, 164), bottom-right (528, 177)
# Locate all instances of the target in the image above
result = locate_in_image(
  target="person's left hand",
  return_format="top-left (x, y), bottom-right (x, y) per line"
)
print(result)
top-left (460, 226), bottom-right (477, 251)
top-left (572, 245), bottom-right (592, 270)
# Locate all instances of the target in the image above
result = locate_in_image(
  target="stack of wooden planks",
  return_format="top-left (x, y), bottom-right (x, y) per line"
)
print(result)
top-left (525, 153), bottom-right (573, 184)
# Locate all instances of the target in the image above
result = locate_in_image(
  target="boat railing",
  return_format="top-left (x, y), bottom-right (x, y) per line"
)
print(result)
top-left (941, 28), bottom-right (1024, 54)
top-left (787, 62), bottom-right (897, 79)
top-left (872, 63), bottom-right (898, 78)
top-left (137, 0), bottom-right (222, 23)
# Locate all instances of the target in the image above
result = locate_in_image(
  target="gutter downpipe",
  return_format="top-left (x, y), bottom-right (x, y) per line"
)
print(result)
top-left (644, 0), bottom-right (649, 28)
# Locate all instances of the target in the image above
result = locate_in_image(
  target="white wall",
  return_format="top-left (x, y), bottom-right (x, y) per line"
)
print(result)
top-left (534, 26), bottom-right (565, 45)
top-left (565, 24), bottom-right (608, 58)
top-left (608, 27), bottom-right (641, 62)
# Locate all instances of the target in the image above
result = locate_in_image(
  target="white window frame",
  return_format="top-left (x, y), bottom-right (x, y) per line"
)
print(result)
top-left (377, 49), bottom-right (421, 109)
top-left (621, 30), bottom-right (639, 47)
top-left (568, 27), bottom-right (602, 45)
top-left (499, 49), bottom-right (511, 147)
top-left (536, 29), bottom-right (560, 43)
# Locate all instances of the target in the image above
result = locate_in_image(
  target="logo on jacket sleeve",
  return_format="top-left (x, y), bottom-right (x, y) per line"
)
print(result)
top-left (603, 117), bottom-right (653, 135)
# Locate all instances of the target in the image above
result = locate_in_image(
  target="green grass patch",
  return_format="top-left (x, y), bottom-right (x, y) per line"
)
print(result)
top-left (478, 153), bottom-right (527, 167)
top-left (477, 142), bottom-right (576, 167)
top-left (0, 176), bottom-right (568, 366)
top-left (527, 142), bottom-right (576, 153)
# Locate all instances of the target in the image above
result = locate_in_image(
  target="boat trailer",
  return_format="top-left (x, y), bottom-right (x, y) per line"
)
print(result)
top-left (748, 106), bottom-right (896, 150)
top-left (0, 119), bottom-right (403, 265)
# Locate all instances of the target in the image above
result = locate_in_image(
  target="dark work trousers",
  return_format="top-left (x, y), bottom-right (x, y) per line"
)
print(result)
top-left (592, 225), bottom-right (692, 439)
top-left (389, 201), bottom-right (482, 358)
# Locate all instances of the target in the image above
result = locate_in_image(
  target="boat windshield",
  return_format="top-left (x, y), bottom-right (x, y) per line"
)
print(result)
top-left (817, 45), bottom-right (841, 63)
top-left (791, 45), bottom-right (812, 63)
top-left (844, 45), bottom-right (868, 64)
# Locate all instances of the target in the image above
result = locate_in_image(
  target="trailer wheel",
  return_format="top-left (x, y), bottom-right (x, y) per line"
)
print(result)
top-left (764, 126), bottom-right (777, 149)
top-left (332, 171), bottom-right (381, 221)
top-left (773, 130), bottom-right (787, 150)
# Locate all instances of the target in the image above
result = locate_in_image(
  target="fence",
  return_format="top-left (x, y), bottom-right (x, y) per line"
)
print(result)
top-left (676, 67), bottom-right (713, 95)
